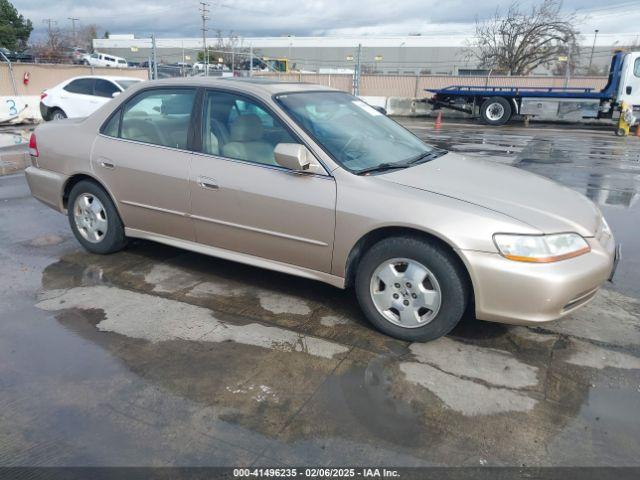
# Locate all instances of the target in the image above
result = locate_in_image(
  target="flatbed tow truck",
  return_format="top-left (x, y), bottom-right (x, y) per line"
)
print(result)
top-left (425, 51), bottom-right (640, 129)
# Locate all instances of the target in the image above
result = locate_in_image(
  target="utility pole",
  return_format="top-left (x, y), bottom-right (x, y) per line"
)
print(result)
top-left (353, 43), bottom-right (362, 96)
top-left (151, 34), bottom-right (158, 80)
top-left (42, 18), bottom-right (57, 47)
top-left (588, 29), bottom-right (599, 73)
top-left (199, 2), bottom-right (210, 75)
top-left (249, 44), bottom-right (253, 77)
top-left (68, 17), bottom-right (79, 43)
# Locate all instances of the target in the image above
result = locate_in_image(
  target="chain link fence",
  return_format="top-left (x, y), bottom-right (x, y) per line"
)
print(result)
top-left (135, 46), bottom-right (609, 99)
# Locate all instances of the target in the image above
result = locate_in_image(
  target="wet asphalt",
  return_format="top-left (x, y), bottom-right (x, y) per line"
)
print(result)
top-left (1, 120), bottom-right (639, 467)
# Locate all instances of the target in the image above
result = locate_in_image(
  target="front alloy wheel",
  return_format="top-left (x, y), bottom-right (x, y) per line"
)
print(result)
top-left (370, 258), bottom-right (442, 328)
top-left (355, 236), bottom-right (469, 342)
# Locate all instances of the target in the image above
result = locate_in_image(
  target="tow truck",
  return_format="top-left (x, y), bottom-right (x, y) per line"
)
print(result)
top-left (425, 51), bottom-right (640, 127)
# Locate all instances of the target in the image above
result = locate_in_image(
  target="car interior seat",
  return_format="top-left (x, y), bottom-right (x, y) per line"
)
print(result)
top-left (222, 114), bottom-right (275, 165)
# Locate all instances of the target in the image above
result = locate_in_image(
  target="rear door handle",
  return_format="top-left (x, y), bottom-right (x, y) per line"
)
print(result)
top-left (197, 176), bottom-right (218, 190)
top-left (99, 161), bottom-right (115, 169)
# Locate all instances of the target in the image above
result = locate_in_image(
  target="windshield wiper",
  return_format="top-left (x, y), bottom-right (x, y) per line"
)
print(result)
top-left (357, 149), bottom-right (446, 175)
top-left (356, 162), bottom-right (411, 175)
top-left (404, 149), bottom-right (446, 165)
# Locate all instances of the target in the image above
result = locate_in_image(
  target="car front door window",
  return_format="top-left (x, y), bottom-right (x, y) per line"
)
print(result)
top-left (201, 90), bottom-right (295, 166)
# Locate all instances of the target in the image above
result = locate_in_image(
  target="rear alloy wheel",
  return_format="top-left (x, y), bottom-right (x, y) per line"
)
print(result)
top-left (68, 180), bottom-right (127, 254)
top-left (480, 96), bottom-right (512, 126)
top-left (50, 108), bottom-right (67, 121)
top-left (355, 236), bottom-right (469, 342)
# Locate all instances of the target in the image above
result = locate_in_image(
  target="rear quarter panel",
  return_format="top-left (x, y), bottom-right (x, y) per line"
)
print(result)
top-left (35, 118), bottom-right (97, 179)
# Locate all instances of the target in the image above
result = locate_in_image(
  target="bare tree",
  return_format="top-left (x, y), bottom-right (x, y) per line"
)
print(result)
top-left (198, 30), bottom-right (249, 68)
top-left (30, 24), bottom-right (69, 63)
top-left (76, 24), bottom-right (99, 52)
top-left (467, 0), bottom-right (582, 75)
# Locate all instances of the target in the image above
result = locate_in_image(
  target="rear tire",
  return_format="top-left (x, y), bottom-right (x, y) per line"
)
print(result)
top-left (480, 96), bottom-right (512, 126)
top-left (67, 180), bottom-right (127, 254)
top-left (50, 108), bottom-right (67, 121)
top-left (355, 236), bottom-right (469, 342)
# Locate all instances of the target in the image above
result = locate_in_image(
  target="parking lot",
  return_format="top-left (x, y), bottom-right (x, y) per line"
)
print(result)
top-left (1, 120), bottom-right (639, 467)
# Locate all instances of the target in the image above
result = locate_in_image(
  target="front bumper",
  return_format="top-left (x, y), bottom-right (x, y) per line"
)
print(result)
top-left (24, 166), bottom-right (67, 212)
top-left (461, 233), bottom-right (617, 325)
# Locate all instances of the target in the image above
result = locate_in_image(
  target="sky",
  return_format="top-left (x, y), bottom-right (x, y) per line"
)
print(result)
top-left (13, 0), bottom-right (640, 43)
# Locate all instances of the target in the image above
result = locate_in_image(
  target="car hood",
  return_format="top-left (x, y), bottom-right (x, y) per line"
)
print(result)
top-left (380, 152), bottom-right (600, 236)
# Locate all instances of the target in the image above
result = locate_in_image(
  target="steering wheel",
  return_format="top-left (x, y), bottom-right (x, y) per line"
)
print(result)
top-left (339, 134), bottom-right (366, 162)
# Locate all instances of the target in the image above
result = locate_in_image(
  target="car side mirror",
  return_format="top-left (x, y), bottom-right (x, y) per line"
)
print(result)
top-left (274, 143), bottom-right (319, 172)
top-left (372, 105), bottom-right (387, 115)
top-left (112, 91), bottom-right (121, 98)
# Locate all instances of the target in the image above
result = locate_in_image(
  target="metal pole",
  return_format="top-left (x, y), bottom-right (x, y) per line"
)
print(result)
top-left (564, 42), bottom-right (572, 88)
top-left (0, 50), bottom-right (18, 95)
top-left (68, 17), bottom-right (79, 44)
top-left (588, 29), bottom-right (599, 73)
top-left (231, 47), bottom-right (235, 75)
top-left (200, 2), bottom-right (209, 76)
top-left (249, 45), bottom-right (253, 77)
top-left (151, 34), bottom-right (158, 80)
top-left (354, 43), bottom-right (362, 96)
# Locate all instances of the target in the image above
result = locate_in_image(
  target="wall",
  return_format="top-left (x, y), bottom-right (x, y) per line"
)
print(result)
top-left (0, 64), bottom-right (148, 97)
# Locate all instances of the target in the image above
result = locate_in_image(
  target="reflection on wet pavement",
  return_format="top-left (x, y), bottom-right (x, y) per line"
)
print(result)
top-left (1, 122), bottom-right (640, 467)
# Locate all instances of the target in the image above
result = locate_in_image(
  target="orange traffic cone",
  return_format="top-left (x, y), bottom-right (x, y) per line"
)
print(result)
top-left (636, 125), bottom-right (640, 137)
top-left (434, 111), bottom-right (442, 130)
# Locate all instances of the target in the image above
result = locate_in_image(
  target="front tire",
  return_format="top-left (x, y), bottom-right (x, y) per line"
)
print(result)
top-left (480, 96), bottom-right (512, 126)
top-left (67, 180), bottom-right (127, 254)
top-left (355, 236), bottom-right (469, 342)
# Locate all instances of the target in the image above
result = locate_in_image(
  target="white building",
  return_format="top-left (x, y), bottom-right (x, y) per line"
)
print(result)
top-left (94, 33), bottom-right (635, 75)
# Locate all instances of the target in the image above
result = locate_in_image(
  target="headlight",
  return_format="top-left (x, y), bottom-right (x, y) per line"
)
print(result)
top-left (493, 233), bottom-right (590, 263)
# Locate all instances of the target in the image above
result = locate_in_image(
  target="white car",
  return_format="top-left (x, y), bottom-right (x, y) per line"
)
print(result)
top-left (83, 52), bottom-right (128, 68)
top-left (39, 76), bottom-right (143, 121)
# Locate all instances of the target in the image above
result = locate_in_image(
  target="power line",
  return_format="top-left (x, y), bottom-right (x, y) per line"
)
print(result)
top-left (42, 18), bottom-right (57, 35)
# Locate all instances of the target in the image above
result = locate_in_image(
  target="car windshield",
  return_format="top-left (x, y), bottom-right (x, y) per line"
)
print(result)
top-left (115, 80), bottom-right (141, 89)
top-left (276, 91), bottom-right (442, 173)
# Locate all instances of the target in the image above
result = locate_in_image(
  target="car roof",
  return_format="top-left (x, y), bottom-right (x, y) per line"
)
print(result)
top-left (141, 76), bottom-right (338, 95)
top-left (66, 75), bottom-right (143, 82)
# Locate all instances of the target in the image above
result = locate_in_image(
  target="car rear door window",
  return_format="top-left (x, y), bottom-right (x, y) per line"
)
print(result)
top-left (120, 88), bottom-right (196, 149)
top-left (64, 78), bottom-right (95, 95)
top-left (94, 79), bottom-right (120, 98)
top-left (201, 90), bottom-right (295, 165)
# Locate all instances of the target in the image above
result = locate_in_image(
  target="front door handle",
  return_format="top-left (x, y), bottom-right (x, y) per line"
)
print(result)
top-left (197, 176), bottom-right (218, 190)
